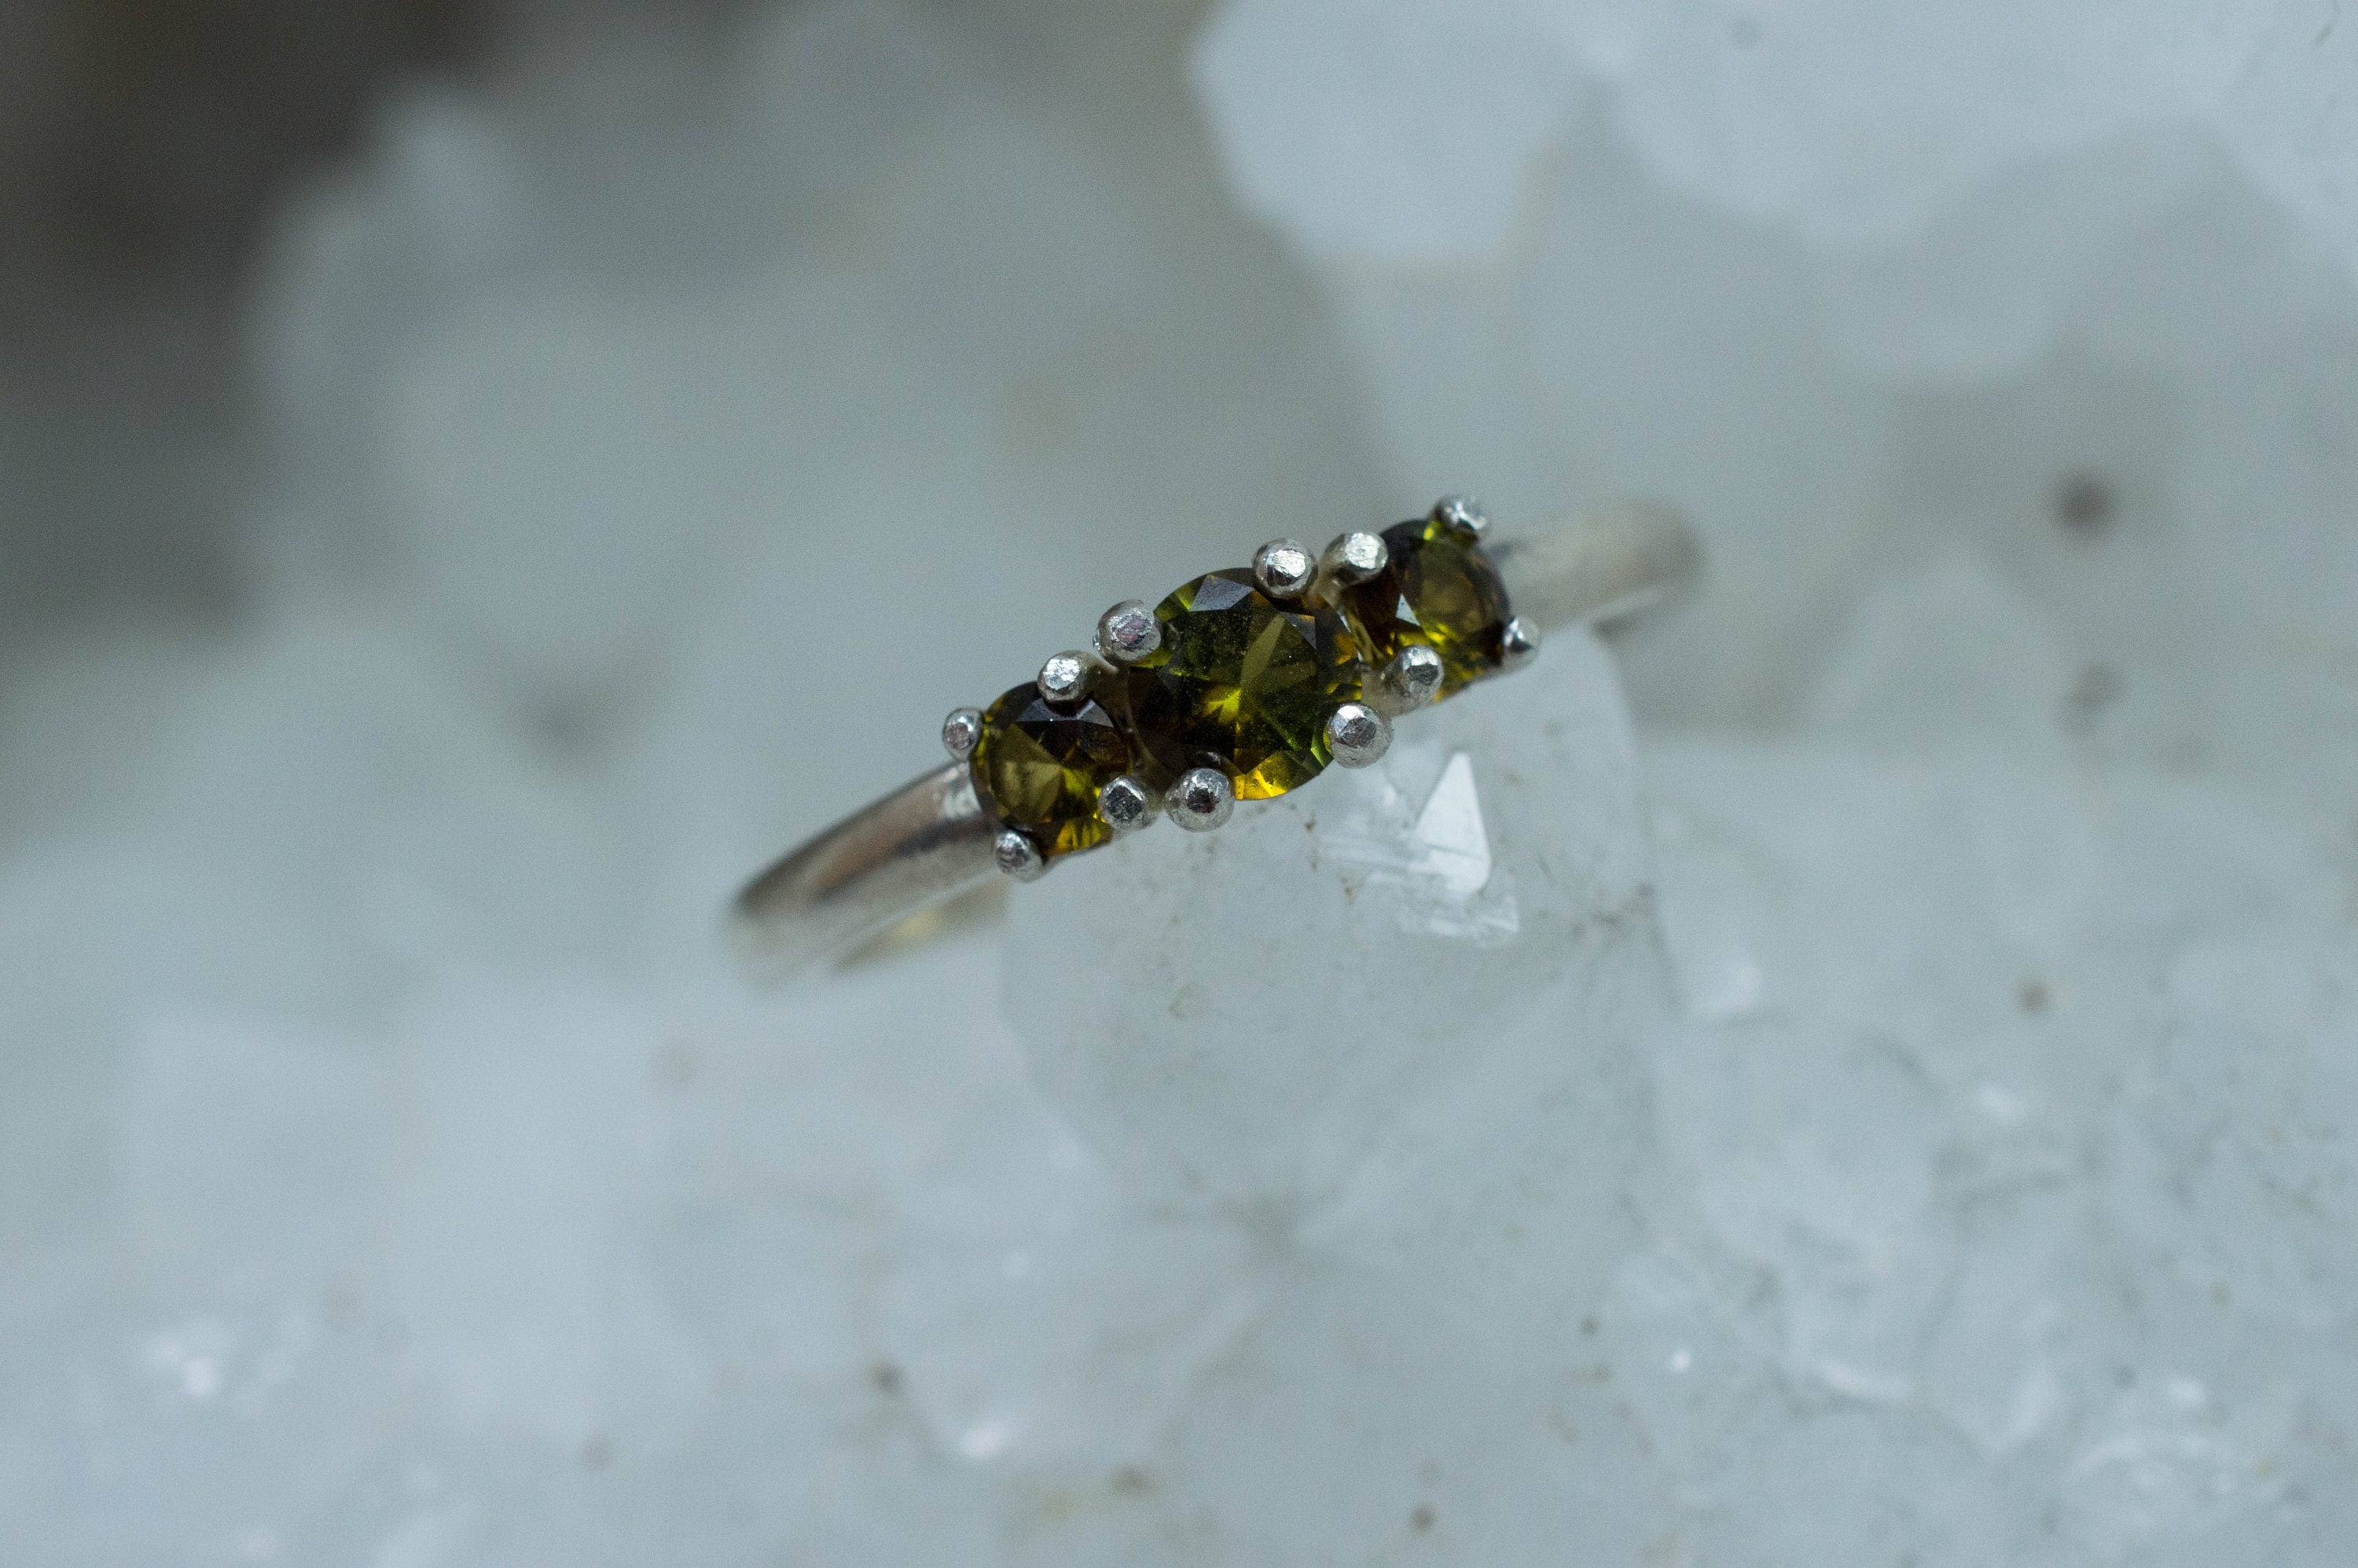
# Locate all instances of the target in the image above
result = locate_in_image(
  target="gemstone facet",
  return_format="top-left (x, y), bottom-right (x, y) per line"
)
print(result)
top-left (1326, 513), bottom-right (1511, 697)
top-left (1122, 568), bottom-right (1361, 800)
top-left (970, 676), bottom-right (1132, 859)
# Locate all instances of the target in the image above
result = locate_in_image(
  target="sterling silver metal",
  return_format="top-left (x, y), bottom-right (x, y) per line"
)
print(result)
top-left (1166, 768), bottom-right (1236, 832)
top-left (733, 762), bottom-right (1000, 979)
top-left (994, 828), bottom-right (1048, 882)
top-left (1498, 615), bottom-right (1541, 673)
top-left (1372, 644), bottom-right (1445, 714)
top-left (1432, 495), bottom-right (1487, 538)
top-left (1321, 530), bottom-right (1387, 585)
top-left (733, 500), bottom-right (1699, 977)
top-left (1100, 775), bottom-right (1156, 833)
top-left (1486, 499), bottom-right (1700, 632)
top-left (941, 707), bottom-right (983, 760)
top-left (1326, 702), bottom-right (1393, 768)
top-left (1096, 600), bottom-right (1160, 663)
top-left (1037, 651), bottom-right (1091, 704)
top-left (1253, 538), bottom-right (1317, 599)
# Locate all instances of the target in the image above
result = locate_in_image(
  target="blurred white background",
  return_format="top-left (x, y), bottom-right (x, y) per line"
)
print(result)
top-left (2, 2), bottom-right (2356, 1562)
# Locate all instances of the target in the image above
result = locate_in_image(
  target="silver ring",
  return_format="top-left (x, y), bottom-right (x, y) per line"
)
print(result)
top-left (731, 498), bottom-right (1701, 978)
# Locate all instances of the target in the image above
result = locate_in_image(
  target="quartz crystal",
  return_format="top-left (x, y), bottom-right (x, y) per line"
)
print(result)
top-left (6, 0), bottom-right (2357, 1561)
top-left (1008, 626), bottom-right (1651, 1208)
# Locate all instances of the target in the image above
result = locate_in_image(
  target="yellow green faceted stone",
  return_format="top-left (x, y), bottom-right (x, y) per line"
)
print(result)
top-left (1123, 568), bottom-right (1361, 800)
top-left (1330, 514), bottom-right (1511, 695)
top-left (970, 679), bottom-right (1130, 859)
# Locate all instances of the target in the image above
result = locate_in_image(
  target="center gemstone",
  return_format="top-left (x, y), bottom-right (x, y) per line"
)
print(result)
top-left (1122, 568), bottom-right (1361, 800)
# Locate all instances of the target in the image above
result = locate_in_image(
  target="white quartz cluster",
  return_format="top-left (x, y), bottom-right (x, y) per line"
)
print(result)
top-left (2, 0), bottom-right (2353, 1562)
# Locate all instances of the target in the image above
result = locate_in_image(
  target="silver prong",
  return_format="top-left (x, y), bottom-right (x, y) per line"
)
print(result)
top-left (1325, 702), bottom-right (1392, 769)
top-left (1096, 600), bottom-right (1161, 664)
top-left (994, 828), bottom-right (1048, 881)
top-left (942, 707), bottom-right (984, 760)
top-left (1038, 650), bottom-right (1092, 705)
top-left (1499, 615), bottom-right (1541, 672)
top-left (1321, 531), bottom-right (1388, 586)
top-left (1099, 775), bottom-right (1156, 833)
top-left (1431, 494), bottom-right (1488, 538)
top-left (1253, 538), bottom-right (1317, 600)
top-left (1165, 768), bottom-right (1235, 832)
top-left (1372, 644), bottom-right (1445, 714)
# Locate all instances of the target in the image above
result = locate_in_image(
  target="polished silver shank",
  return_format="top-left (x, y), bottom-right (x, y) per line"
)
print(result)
top-left (733, 501), bottom-right (1699, 979)
top-left (1487, 499), bottom-right (1700, 633)
top-left (732, 762), bottom-right (997, 977)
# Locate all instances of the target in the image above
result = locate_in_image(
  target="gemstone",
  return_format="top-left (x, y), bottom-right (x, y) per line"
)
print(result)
top-left (1328, 513), bottom-right (1511, 696)
top-left (970, 675), bottom-right (1132, 859)
top-left (1122, 568), bottom-right (1361, 800)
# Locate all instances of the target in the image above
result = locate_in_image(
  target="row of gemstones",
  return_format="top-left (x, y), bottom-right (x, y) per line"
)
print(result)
top-left (960, 503), bottom-right (1517, 866)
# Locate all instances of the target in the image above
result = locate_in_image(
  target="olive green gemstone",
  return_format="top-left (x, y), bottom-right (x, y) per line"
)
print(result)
top-left (1330, 514), bottom-right (1511, 696)
top-left (970, 678), bottom-right (1131, 859)
top-left (1123, 568), bottom-right (1361, 801)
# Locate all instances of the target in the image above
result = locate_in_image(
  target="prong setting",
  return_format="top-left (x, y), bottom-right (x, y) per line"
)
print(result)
top-left (994, 828), bottom-right (1048, 881)
top-left (1321, 531), bottom-right (1388, 586)
top-left (971, 505), bottom-right (1500, 866)
top-left (1165, 767), bottom-right (1236, 832)
top-left (1499, 615), bottom-right (1541, 672)
top-left (1096, 600), bottom-right (1161, 664)
top-left (1431, 494), bottom-right (1488, 538)
top-left (1325, 702), bottom-right (1392, 769)
top-left (942, 707), bottom-right (984, 760)
top-left (1037, 650), bottom-right (1092, 705)
top-left (1253, 538), bottom-right (1317, 600)
top-left (1372, 644), bottom-right (1445, 714)
top-left (1099, 775), bottom-right (1157, 833)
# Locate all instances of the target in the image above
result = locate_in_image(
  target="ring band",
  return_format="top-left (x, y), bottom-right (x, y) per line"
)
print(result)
top-left (732, 498), bottom-right (1700, 978)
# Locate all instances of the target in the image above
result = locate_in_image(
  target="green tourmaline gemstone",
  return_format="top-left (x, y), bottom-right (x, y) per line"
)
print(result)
top-left (970, 678), bottom-right (1131, 859)
top-left (1330, 514), bottom-right (1511, 695)
top-left (1122, 568), bottom-right (1361, 801)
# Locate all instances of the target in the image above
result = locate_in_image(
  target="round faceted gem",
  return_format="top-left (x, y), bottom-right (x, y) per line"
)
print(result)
top-left (1330, 514), bottom-right (1511, 695)
top-left (969, 678), bottom-right (1131, 859)
top-left (1124, 568), bottom-right (1361, 800)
